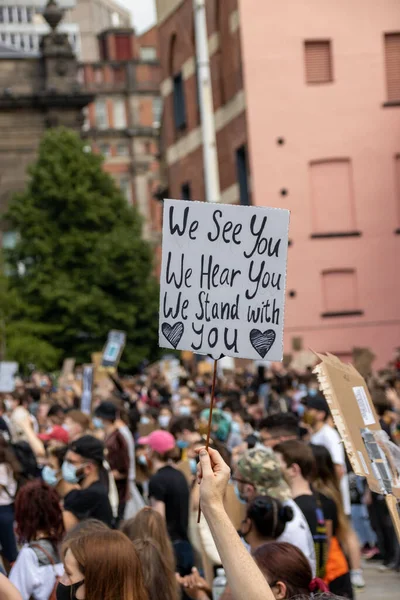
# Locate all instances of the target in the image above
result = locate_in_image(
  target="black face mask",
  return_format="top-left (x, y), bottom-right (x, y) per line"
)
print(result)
top-left (56, 581), bottom-right (84, 600)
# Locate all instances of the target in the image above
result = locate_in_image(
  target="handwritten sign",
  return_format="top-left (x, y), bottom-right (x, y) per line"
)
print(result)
top-left (101, 330), bottom-right (126, 368)
top-left (0, 362), bottom-right (18, 393)
top-left (159, 200), bottom-right (290, 361)
top-left (81, 364), bottom-right (94, 415)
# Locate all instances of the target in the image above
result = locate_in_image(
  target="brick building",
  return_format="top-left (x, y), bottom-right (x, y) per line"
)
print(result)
top-left (156, 0), bottom-right (249, 206)
top-left (80, 26), bottom-right (163, 240)
top-left (156, 0), bottom-right (400, 367)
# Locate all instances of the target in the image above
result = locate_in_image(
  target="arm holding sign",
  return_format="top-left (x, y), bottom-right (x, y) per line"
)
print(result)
top-left (196, 447), bottom-right (275, 600)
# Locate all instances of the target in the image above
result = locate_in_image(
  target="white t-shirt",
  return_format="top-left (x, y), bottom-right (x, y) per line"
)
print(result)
top-left (9, 545), bottom-right (64, 600)
top-left (0, 463), bottom-right (17, 506)
top-left (278, 498), bottom-right (316, 577)
top-left (311, 424), bottom-right (351, 515)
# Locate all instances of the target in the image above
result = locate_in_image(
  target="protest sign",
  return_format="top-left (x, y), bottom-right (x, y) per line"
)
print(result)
top-left (59, 358), bottom-right (75, 387)
top-left (101, 330), bottom-right (126, 368)
top-left (159, 200), bottom-right (290, 361)
top-left (0, 362), bottom-right (18, 392)
top-left (314, 353), bottom-right (400, 541)
top-left (81, 364), bottom-right (94, 415)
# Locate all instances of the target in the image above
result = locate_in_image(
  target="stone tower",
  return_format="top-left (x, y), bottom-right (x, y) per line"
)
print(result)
top-left (0, 0), bottom-right (93, 216)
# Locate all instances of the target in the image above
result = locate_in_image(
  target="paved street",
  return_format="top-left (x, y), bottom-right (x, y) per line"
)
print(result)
top-left (362, 562), bottom-right (399, 600)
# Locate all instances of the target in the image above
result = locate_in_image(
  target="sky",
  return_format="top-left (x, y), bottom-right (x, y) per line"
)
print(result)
top-left (117, 0), bottom-right (157, 34)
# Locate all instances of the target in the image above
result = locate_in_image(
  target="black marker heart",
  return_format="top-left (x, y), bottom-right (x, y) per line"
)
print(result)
top-left (249, 329), bottom-right (276, 358)
top-left (161, 322), bottom-right (184, 349)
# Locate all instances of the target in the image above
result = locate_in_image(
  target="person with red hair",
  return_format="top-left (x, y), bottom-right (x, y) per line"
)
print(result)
top-left (9, 480), bottom-right (64, 600)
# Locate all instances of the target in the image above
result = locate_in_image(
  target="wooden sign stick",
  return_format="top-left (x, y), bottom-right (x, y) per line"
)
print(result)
top-left (197, 358), bottom-right (218, 523)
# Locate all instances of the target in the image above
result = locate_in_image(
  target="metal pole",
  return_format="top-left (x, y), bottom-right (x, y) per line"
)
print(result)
top-left (193, 0), bottom-right (221, 203)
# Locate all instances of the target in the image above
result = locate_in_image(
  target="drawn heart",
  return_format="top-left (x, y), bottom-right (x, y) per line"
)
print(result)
top-left (249, 329), bottom-right (276, 358)
top-left (161, 322), bottom-right (184, 349)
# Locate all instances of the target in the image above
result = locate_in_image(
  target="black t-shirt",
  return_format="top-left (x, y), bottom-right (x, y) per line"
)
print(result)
top-left (295, 492), bottom-right (330, 579)
top-left (149, 465), bottom-right (189, 542)
top-left (64, 480), bottom-right (113, 527)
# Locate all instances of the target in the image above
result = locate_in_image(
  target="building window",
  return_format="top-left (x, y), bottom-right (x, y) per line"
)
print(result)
top-left (309, 158), bottom-right (358, 236)
top-left (321, 269), bottom-right (363, 317)
top-left (99, 143), bottom-right (111, 157)
top-left (140, 46), bottom-right (157, 61)
top-left (173, 72), bottom-right (186, 130)
top-left (304, 40), bottom-right (333, 84)
top-left (236, 145), bottom-right (250, 205)
top-left (181, 182), bottom-right (191, 200)
top-left (152, 97), bottom-right (163, 128)
top-left (95, 99), bottom-right (108, 129)
top-left (119, 177), bottom-right (132, 203)
top-left (113, 98), bottom-right (127, 129)
top-left (384, 33), bottom-right (400, 102)
top-left (116, 143), bottom-right (129, 156)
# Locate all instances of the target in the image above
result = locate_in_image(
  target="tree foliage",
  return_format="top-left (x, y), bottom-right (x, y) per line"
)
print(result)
top-left (3, 128), bottom-right (160, 371)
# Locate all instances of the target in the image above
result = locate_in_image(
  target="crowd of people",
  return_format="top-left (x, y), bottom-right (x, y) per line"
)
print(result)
top-left (0, 354), bottom-right (399, 600)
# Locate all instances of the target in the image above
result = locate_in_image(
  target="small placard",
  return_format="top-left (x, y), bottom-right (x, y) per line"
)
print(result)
top-left (102, 330), bottom-right (126, 368)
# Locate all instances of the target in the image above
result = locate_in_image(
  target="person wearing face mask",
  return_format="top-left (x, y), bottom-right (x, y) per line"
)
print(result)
top-left (158, 406), bottom-right (173, 430)
top-left (42, 445), bottom-right (77, 499)
top-left (239, 495), bottom-right (294, 552)
top-left (62, 411), bottom-right (91, 443)
top-left (233, 447), bottom-right (316, 576)
top-left (9, 480), bottom-right (64, 600)
top-left (93, 402), bottom-right (129, 522)
top-left (58, 529), bottom-right (148, 600)
top-left (169, 416), bottom-right (203, 461)
top-left (62, 435), bottom-right (113, 530)
top-left (138, 430), bottom-right (194, 578)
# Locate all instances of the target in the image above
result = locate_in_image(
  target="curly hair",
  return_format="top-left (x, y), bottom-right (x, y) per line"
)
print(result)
top-left (15, 480), bottom-right (64, 543)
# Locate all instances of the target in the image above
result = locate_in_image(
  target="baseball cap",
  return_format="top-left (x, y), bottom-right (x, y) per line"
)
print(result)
top-left (237, 447), bottom-right (291, 502)
top-left (138, 430), bottom-right (175, 454)
top-left (302, 393), bottom-right (329, 415)
top-left (39, 425), bottom-right (69, 444)
top-left (69, 435), bottom-right (105, 465)
top-left (94, 401), bottom-right (117, 422)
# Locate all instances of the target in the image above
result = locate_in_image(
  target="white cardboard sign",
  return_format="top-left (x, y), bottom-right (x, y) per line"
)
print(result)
top-left (159, 200), bottom-right (290, 361)
top-left (0, 362), bottom-right (18, 393)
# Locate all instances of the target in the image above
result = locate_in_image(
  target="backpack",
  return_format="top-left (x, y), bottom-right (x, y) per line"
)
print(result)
top-left (11, 441), bottom-right (39, 485)
top-left (30, 542), bottom-right (60, 600)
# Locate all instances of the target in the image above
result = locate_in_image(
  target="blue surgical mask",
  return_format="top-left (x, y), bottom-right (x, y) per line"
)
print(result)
top-left (308, 388), bottom-right (318, 397)
top-left (234, 481), bottom-right (247, 505)
top-left (158, 415), bottom-right (171, 429)
top-left (178, 406), bottom-right (191, 416)
top-left (189, 458), bottom-right (198, 476)
top-left (92, 417), bottom-right (104, 429)
top-left (62, 461), bottom-right (79, 484)
top-left (42, 465), bottom-right (59, 487)
top-left (177, 439), bottom-right (189, 449)
top-left (231, 422), bottom-right (241, 435)
top-left (138, 455), bottom-right (148, 467)
top-left (140, 416), bottom-right (150, 425)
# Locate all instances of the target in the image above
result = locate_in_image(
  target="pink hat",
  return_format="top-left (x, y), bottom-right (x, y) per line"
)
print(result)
top-left (138, 430), bottom-right (175, 454)
top-left (38, 425), bottom-right (69, 444)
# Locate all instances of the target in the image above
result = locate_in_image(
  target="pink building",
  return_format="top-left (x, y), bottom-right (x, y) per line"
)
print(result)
top-left (156, 0), bottom-right (400, 367)
top-left (239, 0), bottom-right (400, 367)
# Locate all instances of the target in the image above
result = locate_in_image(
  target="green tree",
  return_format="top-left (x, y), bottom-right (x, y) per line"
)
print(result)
top-left (4, 128), bottom-right (160, 371)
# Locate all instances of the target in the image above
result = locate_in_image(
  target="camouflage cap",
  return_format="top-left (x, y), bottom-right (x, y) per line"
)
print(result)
top-left (237, 447), bottom-right (292, 502)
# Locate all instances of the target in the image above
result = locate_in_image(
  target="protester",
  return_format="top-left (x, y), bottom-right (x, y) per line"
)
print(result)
top-left (233, 447), bottom-right (316, 574)
top-left (311, 444), bottom-right (355, 598)
top-left (0, 434), bottom-right (20, 569)
top-left (133, 538), bottom-right (180, 600)
top-left (254, 542), bottom-right (329, 599)
top-left (139, 430), bottom-right (193, 576)
top-left (10, 480), bottom-right (64, 600)
top-left (62, 435), bottom-right (113, 529)
top-left (238, 495), bottom-right (294, 551)
top-left (59, 529), bottom-right (148, 600)
top-left (121, 507), bottom-right (177, 575)
top-left (258, 413), bottom-right (300, 448)
top-left (94, 401), bottom-right (129, 520)
top-left (275, 440), bottom-right (331, 579)
top-left (62, 410), bottom-right (91, 442)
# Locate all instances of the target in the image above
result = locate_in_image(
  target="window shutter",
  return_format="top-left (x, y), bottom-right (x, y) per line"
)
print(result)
top-left (385, 33), bottom-right (400, 102)
top-left (304, 41), bottom-right (332, 84)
